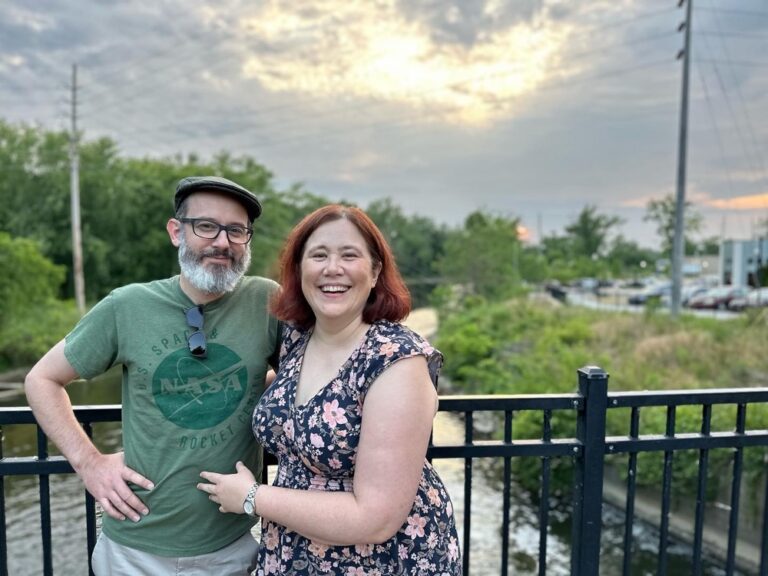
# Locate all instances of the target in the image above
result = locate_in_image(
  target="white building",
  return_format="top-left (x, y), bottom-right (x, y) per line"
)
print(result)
top-left (720, 238), bottom-right (768, 287)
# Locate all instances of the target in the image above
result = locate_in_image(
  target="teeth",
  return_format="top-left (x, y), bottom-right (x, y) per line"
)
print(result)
top-left (321, 285), bottom-right (348, 293)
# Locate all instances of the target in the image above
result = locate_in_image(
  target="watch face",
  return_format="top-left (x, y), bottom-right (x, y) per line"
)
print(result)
top-left (244, 500), bottom-right (255, 516)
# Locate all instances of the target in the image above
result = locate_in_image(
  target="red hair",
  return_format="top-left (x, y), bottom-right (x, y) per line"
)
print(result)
top-left (271, 205), bottom-right (411, 329)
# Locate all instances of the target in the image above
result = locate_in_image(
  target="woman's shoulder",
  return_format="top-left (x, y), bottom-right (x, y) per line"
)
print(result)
top-left (364, 320), bottom-right (443, 387)
top-left (370, 319), bottom-right (435, 349)
top-left (368, 320), bottom-right (441, 363)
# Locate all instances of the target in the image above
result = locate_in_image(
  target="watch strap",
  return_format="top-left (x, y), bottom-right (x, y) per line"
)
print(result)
top-left (243, 481), bottom-right (261, 517)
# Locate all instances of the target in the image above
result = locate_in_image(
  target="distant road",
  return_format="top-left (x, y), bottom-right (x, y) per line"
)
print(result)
top-left (566, 289), bottom-right (741, 320)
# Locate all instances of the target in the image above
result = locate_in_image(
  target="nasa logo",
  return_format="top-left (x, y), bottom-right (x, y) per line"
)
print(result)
top-left (152, 344), bottom-right (248, 429)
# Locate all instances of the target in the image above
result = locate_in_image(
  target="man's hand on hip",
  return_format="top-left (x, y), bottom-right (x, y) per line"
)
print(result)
top-left (78, 451), bottom-right (154, 522)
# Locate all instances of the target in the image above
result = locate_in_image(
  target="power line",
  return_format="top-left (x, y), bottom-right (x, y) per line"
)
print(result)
top-left (706, 6), bottom-right (768, 181)
top-left (697, 27), bottom-right (767, 186)
top-left (696, 7), bottom-right (768, 20)
top-left (698, 58), bottom-right (768, 68)
top-left (695, 30), bottom-right (767, 40)
top-left (694, 60), bottom-right (735, 197)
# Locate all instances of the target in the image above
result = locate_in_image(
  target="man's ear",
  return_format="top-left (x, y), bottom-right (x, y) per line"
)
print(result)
top-left (167, 218), bottom-right (182, 247)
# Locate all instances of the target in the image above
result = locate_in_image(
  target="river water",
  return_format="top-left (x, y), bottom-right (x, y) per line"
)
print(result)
top-left (1, 374), bottom-right (753, 575)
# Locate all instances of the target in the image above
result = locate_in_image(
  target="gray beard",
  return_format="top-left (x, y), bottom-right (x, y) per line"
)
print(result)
top-left (178, 230), bottom-right (251, 295)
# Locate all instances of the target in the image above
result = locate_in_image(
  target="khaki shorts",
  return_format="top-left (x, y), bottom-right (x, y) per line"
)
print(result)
top-left (91, 530), bottom-right (259, 576)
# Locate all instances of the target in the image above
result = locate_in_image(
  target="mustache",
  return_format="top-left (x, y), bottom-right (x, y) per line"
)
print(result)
top-left (198, 247), bottom-right (235, 262)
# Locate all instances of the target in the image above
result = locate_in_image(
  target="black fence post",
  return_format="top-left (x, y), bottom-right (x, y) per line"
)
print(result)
top-left (571, 365), bottom-right (609, 576)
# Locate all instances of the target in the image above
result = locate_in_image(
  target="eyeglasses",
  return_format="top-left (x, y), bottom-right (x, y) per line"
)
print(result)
top-left (185, 305), bottom-right (207, 358)
top-left (178, 218), bottom-right (253, 245)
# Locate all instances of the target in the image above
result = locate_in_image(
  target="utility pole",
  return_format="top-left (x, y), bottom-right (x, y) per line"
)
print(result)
top-left (70, 63), bottom-right (86, 315)
top-left (671, 0), bottom-right (693, 318)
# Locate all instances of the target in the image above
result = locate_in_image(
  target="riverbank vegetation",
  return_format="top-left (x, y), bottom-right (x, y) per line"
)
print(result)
top-left (0, 233), bottom-right (81, 369)
top-left (435, 295), bottom-right (768, 498)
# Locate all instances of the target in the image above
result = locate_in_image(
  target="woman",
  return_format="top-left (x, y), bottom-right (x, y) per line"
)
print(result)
top-left (198, 205), bottom-right (461, 575)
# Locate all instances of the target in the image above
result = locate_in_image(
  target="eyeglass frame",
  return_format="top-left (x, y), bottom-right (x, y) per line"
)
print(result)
top-left (184, 305), bottom-right (207, 359)
top-left (177, 217), bottom-right (254, 245)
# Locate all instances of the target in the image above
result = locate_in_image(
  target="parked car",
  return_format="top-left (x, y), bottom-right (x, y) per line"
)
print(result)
top-left (628, 282), bottom-right (671, 305)
top-left (687, 286), bottom-right (748, 310)
top-left (661, 284), bottom-right (709, 308)
top-left (682, 285), bottom-right (709, 307)
top-left (731, 287), bottom-right (768, 310)
top-left (728, 294), bottom-right (748, 311)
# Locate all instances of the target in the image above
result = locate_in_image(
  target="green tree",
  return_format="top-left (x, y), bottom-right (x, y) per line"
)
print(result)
top-left (518, 245), bottom-right (550, 284)
top-left (539, 234), bottom-right (608, 283)
top-left (644, 194), bottom-right (703, 255)
top-left (564, 205), bottom-right (624, 259)
top-left (0, 233), bottom-right (65, 326)
top-left (250, 184), bottom-right (328, 278)
top-left (696, 236), bottom-right (721, 257)
top-left (366, 198), bottom-right (447, 307)
top-left (436, 211), bottom-right (523, 301)
top-left (0, 120), bottom-right (71, 255)
top-left (606, 236), bottom-right (658, 277)
top-left (537, 206), bottom-right (623, 283)
top-left (539, 235), bottom-right (576, 282)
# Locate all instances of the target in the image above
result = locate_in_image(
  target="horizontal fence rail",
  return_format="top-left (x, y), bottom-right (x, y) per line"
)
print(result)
top-left (3, 367), bottom-right (768, 575)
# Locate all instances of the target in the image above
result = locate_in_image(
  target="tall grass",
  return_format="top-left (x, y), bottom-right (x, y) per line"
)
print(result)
top-left (435, 298), bottom-right (768, 495)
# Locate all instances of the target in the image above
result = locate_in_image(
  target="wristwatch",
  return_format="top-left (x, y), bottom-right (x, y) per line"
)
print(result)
top-left (243, 482), bottom-right (261, 517)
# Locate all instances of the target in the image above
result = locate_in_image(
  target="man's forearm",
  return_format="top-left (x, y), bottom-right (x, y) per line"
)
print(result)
top-left (25, 377), bottom-right (101, 470)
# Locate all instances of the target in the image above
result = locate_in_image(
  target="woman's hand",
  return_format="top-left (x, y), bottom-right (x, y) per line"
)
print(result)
top-left (197, 461), bottom-right (256, 514)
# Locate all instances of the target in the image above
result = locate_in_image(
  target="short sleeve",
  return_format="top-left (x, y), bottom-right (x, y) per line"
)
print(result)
top-left (360, 321), bottom-right (443, 397)
top-left (64, 292), bottom-right (120, 379)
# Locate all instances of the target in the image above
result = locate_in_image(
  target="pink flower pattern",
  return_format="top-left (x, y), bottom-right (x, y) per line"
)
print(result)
top-left (252, 320), bottom-right (461, 575)
top-left (405, 513), bottom-right (427, 539)
top-left (379, 341), bottom-right (400, 358)
top-left (309, 433), bottom-right (324, 448)
top-left (322, 399), bottom-right (348, 427)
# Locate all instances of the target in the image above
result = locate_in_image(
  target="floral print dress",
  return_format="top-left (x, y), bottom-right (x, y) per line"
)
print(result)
top-left (252, 319), bottom-right (462, 575)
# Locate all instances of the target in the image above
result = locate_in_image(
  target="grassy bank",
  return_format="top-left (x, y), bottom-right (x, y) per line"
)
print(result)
top-left (434, 296), bottom-right (768, 496)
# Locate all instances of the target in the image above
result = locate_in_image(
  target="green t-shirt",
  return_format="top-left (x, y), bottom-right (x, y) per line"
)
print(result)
top-left (64, 275), bottom-right (280, 556)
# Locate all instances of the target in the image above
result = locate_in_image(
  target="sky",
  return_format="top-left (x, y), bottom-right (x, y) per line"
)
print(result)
top-left (1, 0), bottom-right (767, 248)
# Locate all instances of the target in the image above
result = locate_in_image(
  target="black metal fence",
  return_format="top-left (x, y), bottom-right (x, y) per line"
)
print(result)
top-left (3, 366), bottom-right (768, 575)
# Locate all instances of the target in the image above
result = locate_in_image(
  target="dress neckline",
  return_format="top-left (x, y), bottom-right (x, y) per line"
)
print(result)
top-left (291, 323), bottom-right (375, 411)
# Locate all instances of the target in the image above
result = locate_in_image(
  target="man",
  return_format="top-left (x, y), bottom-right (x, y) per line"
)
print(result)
top-left (25, 176), bottom-right (280, 575)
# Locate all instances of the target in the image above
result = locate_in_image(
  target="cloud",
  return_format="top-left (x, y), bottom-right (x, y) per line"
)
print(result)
top-left (704, 193), bottom-right (768, 211)
top-left (0, 54), bottom-right (25, 69)
top-left (337, 150), bottom-right (388, 182)
top-left (237, 0), bottom-right (577, 124)
top-left (3, 5), bottom-right (56, 33)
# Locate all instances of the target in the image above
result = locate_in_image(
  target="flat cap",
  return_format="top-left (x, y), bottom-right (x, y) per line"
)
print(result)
top-left (174, 176), bottom-right (262, 222)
